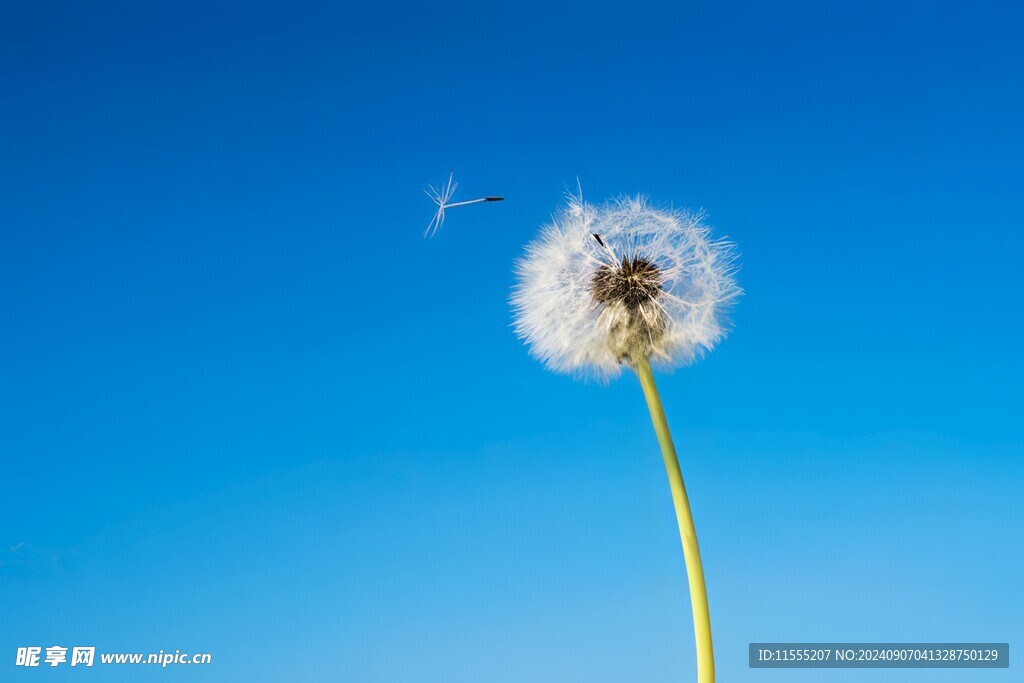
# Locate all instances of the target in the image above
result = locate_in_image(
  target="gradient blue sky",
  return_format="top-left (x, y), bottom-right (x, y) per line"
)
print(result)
top-left (2, 1), bottom-right (1022, 681)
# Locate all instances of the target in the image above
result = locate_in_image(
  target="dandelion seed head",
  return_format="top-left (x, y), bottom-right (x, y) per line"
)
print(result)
top-left (512, 195), bottom-right (740, 380)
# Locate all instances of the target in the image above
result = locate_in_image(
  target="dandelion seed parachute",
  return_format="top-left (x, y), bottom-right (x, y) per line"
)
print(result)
top-left (423, 172), bottom-right (504, 238)
top-left (512, 195), bottom-right (740, 380)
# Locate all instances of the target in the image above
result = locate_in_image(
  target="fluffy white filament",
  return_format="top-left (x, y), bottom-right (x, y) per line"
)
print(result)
top-left (512, 195), bottom-right (740, 380)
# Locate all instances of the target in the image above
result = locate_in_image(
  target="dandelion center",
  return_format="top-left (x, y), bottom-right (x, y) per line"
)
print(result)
top-left (590, 251), bottom-right (668, 363)
top-left (591, 255), bottom-right (663, 309)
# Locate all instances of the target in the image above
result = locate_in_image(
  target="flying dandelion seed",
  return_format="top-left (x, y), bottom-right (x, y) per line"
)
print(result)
top-left (512, 191), bottom-right (740, 683)
top-left (423, 172), bottom-right (504, 238)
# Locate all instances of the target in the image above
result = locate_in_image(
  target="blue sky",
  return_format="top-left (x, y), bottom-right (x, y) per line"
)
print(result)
top-left (2, 1), bottom-right (1022, 681)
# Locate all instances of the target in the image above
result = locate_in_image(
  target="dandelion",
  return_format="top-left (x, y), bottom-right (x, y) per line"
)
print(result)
top-left (512, 193), bottom-right (740, 683)
top-left (424, 172), bottom-right (504, 238)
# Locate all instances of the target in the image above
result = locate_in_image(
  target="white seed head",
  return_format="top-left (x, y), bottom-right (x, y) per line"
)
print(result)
top-left (512, 195), bottom-right (740, 380)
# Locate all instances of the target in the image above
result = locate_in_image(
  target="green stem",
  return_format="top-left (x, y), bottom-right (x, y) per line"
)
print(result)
top-left (634, 356), bottom-right (715, 683)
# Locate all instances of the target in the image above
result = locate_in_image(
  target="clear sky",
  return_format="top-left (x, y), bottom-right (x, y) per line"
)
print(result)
top-left (2, 1), bottom-right (1022, 681)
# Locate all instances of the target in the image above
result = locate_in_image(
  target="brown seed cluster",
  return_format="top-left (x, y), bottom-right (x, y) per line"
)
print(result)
top-left (591, 255), bottom-right (663, 309)
top-left (590, 250), bottom-right (667, 363)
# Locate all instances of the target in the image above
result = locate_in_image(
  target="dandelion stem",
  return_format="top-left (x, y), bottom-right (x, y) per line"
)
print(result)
top-left (634, 356), bottom-right (715, 683)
